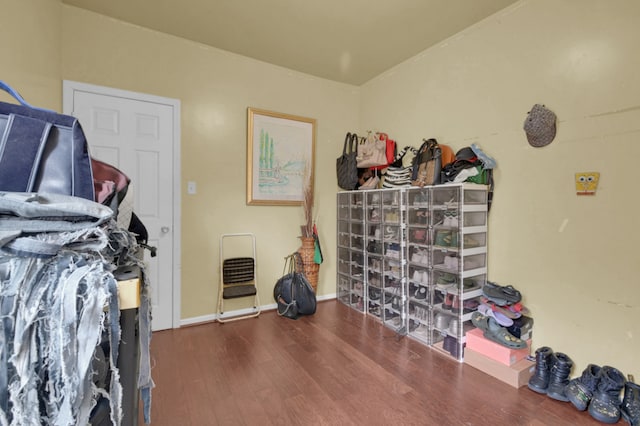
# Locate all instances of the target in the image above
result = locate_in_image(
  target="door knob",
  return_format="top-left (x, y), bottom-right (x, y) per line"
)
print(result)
top-left (161, 226), bottom-right (170, 234)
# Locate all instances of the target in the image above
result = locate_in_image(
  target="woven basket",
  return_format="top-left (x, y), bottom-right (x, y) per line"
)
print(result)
top-left (297, 237), bottom-right (319, 293)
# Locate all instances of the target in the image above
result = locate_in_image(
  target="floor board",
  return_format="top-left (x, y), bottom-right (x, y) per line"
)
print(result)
top-left (138, 300), bottom-right (620, 425)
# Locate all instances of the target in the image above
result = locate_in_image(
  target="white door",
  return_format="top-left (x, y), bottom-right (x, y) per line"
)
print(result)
top-left (63, 81), bottom-right (181, 331)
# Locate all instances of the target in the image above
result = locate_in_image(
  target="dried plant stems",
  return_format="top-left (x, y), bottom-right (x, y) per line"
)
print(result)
top-left (301, 177), bottom-right (314, 238)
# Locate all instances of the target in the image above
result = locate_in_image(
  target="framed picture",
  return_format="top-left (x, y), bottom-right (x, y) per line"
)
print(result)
top-left (246, 107), bottom-right (316, 205)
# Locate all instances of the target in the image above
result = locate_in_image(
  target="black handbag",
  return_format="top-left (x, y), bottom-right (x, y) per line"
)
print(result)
top-left (0, 80), bottom-right (94, 200)
top-left (336, 132), bottom-right (358, 190)
top-left (273, 253), bottom-right (317, 320)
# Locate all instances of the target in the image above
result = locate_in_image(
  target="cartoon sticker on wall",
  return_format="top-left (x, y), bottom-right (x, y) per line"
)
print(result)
top-left (575, 172), bottom-right (600, 196)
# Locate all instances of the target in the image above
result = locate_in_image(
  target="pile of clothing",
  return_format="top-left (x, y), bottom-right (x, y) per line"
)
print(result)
top-left (0, 192), bottom-right (153, 425)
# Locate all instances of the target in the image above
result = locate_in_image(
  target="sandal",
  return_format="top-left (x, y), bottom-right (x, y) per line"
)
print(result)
top-left (478, 303), bottom-right (514, 327)
top-left (471, 311), bottom-right (490, 332)
top-left (483, 318), bottom-right (527, 349)
top-left (481, 297), bottom-right (521, 319)
top-left (482, 282), bottom-right (522, 304)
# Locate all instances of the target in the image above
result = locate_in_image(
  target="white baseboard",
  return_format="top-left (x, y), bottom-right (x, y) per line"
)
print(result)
top-left (179, 292), bottom-right (336, 327)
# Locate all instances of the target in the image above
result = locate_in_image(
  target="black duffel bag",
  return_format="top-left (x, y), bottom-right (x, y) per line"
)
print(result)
top-left (273, 253), bottom-right (317, 320)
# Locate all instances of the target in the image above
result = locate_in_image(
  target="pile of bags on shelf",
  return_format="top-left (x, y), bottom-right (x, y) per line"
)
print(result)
top-left (335, 130), bottom-right (497, 198)
top-left (528, 346), bottom-right (639, 425)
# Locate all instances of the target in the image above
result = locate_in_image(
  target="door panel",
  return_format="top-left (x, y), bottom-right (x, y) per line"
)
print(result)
top-left (66, 84), bottom-right (178, 331)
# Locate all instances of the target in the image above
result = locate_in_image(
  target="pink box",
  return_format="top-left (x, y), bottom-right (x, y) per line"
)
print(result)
top-left (465, 328), bottom-right (531, 366)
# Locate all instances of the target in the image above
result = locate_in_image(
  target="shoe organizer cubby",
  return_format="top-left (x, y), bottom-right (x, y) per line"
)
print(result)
top-left (337, 183), bottom-right (488, 361)
top-left (336, 192), bottom-right (366, 313)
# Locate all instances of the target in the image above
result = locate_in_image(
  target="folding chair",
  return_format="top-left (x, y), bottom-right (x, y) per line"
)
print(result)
top-left (216, 233), bottom-right (261, 323)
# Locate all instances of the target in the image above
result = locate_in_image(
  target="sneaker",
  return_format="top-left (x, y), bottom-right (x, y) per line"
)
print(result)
top-left (462, 299), bottom-right (480, 314)
top-left (421, 270), bottom-right (430, 285)
top-left (412, 229), bottom-right (427, 243)
top-left (443, 293), bottom-right (454, 310)
top-left (436, 273), bottom-right (457, 290)
top-left (448, 318), bottom-right (460, 336)
top-left (391, 297), bottom-right (401, 311)
top-left (368, 287), bottom-right (380, 300)
top-left (463, 235), bottom-right (481, 248)
top-left (414, 286), bottom-right (427, 300)
top-left (384, 226), bottom-right (396, 239)
top-left (385, 211), bottom-right (399, 222)
top-left (435, 230), bottom-right (452, 246)
top-left (451, 296), bottom-right (461, 314)
top-left (463, 279), bottom-right (480, 292)
top-left (370, 209), bottom-right (380, 222)
top-left (412, 270), bottom-right (423, 283)
top-left (448, 211), bottom-right (459, 227)
top-left (435, 313), bottom-right (451, 330)
top-left (444, 255), bottom-right (458, 269)
top-left (411, 249), bottom-right (424, 263)
top-left (442, 211), bottom-right (452, 227)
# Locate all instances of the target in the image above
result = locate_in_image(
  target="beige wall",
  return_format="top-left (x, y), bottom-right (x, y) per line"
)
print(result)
top-left (59, 6), bottom-right (358, 319)
top-left (0, 0), bottom-right (61, 108)
top-left (361, 0), bottom-right (640, 377)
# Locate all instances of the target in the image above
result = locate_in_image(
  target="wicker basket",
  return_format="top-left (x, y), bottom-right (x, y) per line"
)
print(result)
top-left (297, 237), bottom-right (319, 293)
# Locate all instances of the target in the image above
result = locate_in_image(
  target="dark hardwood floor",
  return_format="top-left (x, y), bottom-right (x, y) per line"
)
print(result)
top-left (139, 300), bottom-right (618, 425)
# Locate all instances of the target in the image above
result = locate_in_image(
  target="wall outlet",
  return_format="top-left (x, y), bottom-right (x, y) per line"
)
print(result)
top-left (187, 181), bottom-right (197, 195)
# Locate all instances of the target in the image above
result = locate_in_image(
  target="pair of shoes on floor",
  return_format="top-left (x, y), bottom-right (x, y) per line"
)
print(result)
top-left (566, 364), bottom-right (633, 425)
top-left (527, 347), bottom-right (573, 402)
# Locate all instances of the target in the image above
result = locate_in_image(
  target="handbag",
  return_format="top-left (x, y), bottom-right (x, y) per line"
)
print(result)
top-left (0, 80), bottom-right (94, 200)
top-left (359, 173), bottom-right (380, 190)
top-left (370, 133), bottom-right (397, 171)
top-left (273, 253), bottom-right (317, 319)
top-left (411, 138), bottom-right (442, 187)
top-left (356, 132), bottom-right (388, 168)
top-left (336, 132), bottom-right (359, 190)
top-left (382, 146), bottom-right (417, 188)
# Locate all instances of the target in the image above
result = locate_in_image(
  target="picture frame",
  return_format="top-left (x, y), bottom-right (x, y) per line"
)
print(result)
top-left (246, 107), bottom-right (316, 206)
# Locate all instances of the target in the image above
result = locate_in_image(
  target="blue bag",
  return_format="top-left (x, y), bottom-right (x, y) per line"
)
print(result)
top-left (0, 80), bottom-right (94, 200)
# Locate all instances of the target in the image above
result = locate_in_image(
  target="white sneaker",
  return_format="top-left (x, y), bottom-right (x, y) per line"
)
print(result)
top-left (448, 212), bottom-right (459, 227)
top-left (411, 250), bottom-right (423, 263)
top-left (442, 212), bottom-right (452, 227)
top-left (412, 270), bottom-right (423, 283)
top-left (444, 255), bottom-right (458, 269)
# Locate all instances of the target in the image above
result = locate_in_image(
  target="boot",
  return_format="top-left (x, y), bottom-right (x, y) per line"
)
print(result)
top-left (588, 366), bottom-right (625, 424)
top-left (566, 364), bottom-right (601, 411)
top-left (621, 376), bottom-right (640, 426)
top-left (528, 346), bottom-right (553, 394)
top-left (547, 352), bottom-right (574, 402)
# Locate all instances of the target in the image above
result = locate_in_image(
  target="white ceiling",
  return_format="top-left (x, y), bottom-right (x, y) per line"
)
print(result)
top-left (62, 0), bottom-right (518, 85)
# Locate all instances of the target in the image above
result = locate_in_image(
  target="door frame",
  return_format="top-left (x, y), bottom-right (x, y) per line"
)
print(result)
top-left (63, 80), bottom-right (182, 329)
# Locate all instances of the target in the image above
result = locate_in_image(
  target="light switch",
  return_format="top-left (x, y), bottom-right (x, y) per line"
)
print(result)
top-left (187, 181), bottom-right (197, 195)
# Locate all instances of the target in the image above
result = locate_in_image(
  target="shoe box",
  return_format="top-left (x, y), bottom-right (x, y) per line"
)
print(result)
top-left (465, 328), bottom-right (531, 366)
top-left (464, 348), bottom-right (535, 388)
